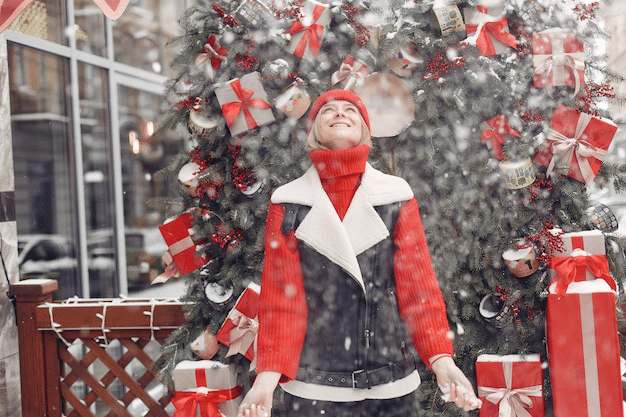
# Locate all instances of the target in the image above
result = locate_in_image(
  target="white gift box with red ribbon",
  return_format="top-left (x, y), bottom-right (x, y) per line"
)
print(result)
top-left (283, 0), bottom-right (331, 61)
top-left (532, 29), bottom-right (585, 95)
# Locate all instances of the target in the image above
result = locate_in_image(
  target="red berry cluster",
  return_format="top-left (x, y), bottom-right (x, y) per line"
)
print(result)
top-left (212, 222), bottom-right (244, 250)
top-left (526, 219), bottom-right (565, 264)
top-left (342, 4), bottom-right (370, 47)
top-left (527, 177), bottom-right (553, 204)
top-left (228, 145), bottom-right (255, 191)
top-left (517, 102), bottom-right (546, 124)
top-left (236, 40), bottom-right (259, 71)
top-left (190, 147), bottom-right (216, 172)
top-left (573, 1), bottom-right (600, 21)
top-left (175, 96), bottom-right (198, 111)
top-left (508, 16), bottom-right (532, 60)
top-left (576, 82), bottom-right (616, 116)
top-left (212, 4), bottom-right (239, 26)
top-left (423, 48), bottom-right (466, 81)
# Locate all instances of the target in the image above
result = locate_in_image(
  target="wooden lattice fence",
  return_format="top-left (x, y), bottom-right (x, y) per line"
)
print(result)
top-left (10, 279), bottom-right (186, 416)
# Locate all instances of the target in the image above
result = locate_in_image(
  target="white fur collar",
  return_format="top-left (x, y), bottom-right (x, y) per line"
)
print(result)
top-left (271, 163), bottom-right (413, 289)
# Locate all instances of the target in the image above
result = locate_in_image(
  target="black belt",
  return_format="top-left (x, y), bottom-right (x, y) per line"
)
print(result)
top-left (295, 358), bottom-right (417, 389)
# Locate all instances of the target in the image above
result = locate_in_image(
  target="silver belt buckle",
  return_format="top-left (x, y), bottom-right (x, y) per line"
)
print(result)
top-left (351, 369), bottom-right (365, 389)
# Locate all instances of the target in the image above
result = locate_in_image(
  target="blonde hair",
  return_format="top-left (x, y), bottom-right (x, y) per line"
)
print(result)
top-left (305, 111), bottom-right (372, 151)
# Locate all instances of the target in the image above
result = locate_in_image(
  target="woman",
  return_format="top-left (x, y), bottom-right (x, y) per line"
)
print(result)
top-left (238, 90), bottom-right (481, 417)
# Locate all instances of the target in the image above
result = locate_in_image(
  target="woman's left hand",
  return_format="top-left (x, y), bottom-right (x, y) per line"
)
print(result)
top-left (431, 356), bottom-right (482, 411)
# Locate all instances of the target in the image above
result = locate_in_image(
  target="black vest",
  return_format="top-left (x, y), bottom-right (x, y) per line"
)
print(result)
top-left (281, 202), bottom-right (418, 387)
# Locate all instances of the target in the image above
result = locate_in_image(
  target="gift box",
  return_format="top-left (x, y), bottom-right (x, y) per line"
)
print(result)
top-left (476, 354), bottom-right (544, 417)
top-left (173, 360), bottom-right (242, 417)
top-left (215, 71), bottom-right (275, 136)
top-left (498, 157), bottom-right (535, 190)
top-left (331, 55), bottom-right (370, 91)
top-left (234, 0), bottom-right (275, 29)
top-left (533, 105), bottom-right (618, 184)
top-left (274, 83), bottom-right (311, 119)
top-left (283, 0), bottom-right (331, 61)
top-left (194, 34), bottom-right (227, 82)
top-left (532, 29), bottom-right (585, 94)
top-left (547, 279), bottom-right (624, 416)
top-left (158, 211), bottom-right (210, 276)
top-left (431, 3), bottom-right (465, 40)
top-left (480, 115), bottom-right (521, 160)
top-left (216, 282), bottom-right (260, 369)
top-left (463, 5), bottom-right (517, 56)
top-left (547, 229), bottom-right (615, 296)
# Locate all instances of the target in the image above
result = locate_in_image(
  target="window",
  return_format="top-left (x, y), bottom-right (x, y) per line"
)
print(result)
top-left (7, 0), bottom-right (193, 298)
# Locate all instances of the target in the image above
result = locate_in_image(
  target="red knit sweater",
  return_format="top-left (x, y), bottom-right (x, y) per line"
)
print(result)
top-left (257, 146), bottom-right (454, 380)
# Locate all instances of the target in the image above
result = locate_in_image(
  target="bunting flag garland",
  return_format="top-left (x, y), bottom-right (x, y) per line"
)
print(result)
top-left (1, 0), bottom-right (129, 33)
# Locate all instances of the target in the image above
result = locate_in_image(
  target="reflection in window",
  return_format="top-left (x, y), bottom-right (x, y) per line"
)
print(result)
top-left (113, 0), bottom-right (192, 76)
top-left (118, 86), bottom-right (183, 294)
top-left (8, 43), bottom-right (80, 300)
top-left (74, 0), bottom-right (106, 56)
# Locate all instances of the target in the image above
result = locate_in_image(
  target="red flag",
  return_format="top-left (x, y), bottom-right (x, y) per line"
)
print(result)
top-left (91, 0), bottom-right (130, 20)
top-left (0, 0), bottom-right (34, 33)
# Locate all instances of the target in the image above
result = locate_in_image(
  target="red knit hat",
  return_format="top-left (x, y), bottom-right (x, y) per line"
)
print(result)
top-left (307, 89), bottom-right (370, 133)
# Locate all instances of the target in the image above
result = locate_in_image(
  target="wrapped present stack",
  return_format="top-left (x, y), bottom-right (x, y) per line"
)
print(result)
top-left (546, 230), bottom-right (624, 416)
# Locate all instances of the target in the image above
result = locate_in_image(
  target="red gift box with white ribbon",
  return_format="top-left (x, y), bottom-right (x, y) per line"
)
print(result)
top-left (283, 0), bottom-right (331, 61)
top-left (215, 71), bottom-right (275, 136)
top-left (172, 360), bottom-right (242, 417)
top-left (547, 278), bottom-right (623, 416)
top-left (158, 211), bottom-right (209, 276)
top-left (476, 354), bottom-right (544, 417)
top-left (216, 282), bottom-right (260, 369)
top-left (533, 105), bottom-right (617, 184)
top-left (532, 29), bottom-right (585, 95)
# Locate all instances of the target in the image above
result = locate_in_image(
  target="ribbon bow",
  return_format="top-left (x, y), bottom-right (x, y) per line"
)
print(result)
top-left (221, 79), bottom-right (271, 132)
top-left (465, 6), bottom-right (517, 56)
top-left (172, 386), bottom-right (243, 417)
top-left (195, 35), bottom-right (227, 81)
top-left (481, 115), bottom-right (520, 159)
top-left (549, 250), bottom-right (615, 296)
top-left (331, 57), bottom-right (369, 91)
top-left (533, 33), bottom-right (584, 96)
top-left (544, 111), bottom-right (606, 184)
top-left (225, 310), bottom-right (259, 369)
top-left (283, 4), bottom-right (326, 59)
top-left (478, 362), bottom-right (542, 417)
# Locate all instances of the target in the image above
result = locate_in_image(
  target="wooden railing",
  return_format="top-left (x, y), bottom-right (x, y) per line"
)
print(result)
top-left (10, 278), bottom-right (186, 416)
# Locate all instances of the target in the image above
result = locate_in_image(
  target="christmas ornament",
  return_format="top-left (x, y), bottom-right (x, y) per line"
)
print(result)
top-left (178, 162), bottom-right (204, 197)
top-left (234, 0), bottom-right (275, 29)
top-left (463, 5), bottom-right (517, 56)
top-left (274, 83), bottom-right (311, 119)
top-left (172, 361), bottom-right (243, 417)
top-left (387, 42), bottom-right (422, 78)
top-left (502, 240), bottom-right (539, 278)
top-left (194, 34), bottom-right (227, 82)
top-left (532, 29), bottom-right (585, 96)
top-left (431, 2), bottom-right (465, 39)
top-left (190, 328), bottom-right (220, 360)
top-left (331, 55), bottom-right (370, 91)
top-left (215, 71), bottom-right (275, 136)
top-left (476, 354), bottom-right (544, 417)
top-left (589, 203), bottom-right (618, 233)
top-left (353, 72), bottom-right (415, 138)
top-left (204, 281), bottom-right (235, 310)
top-left (479, 293), bottom-right (511, 329)
top-left (241, 178), bottom-right (269, 198)
top-left (498, 157), bottom-right (535, 189)
top-left (188, 97), bottom-right (219, 140)
top-left (216, 282), bottom-right (260, 369)
top-left (533, 105), bottom-right (617, 185)
top-left (283, 0), bottom-right (331, 61)
top-left (480, 115), bottom-right (520, 160)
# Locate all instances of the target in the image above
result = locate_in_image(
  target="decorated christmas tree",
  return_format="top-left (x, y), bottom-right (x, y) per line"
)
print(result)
top-left (153, 0), bottom-right (626, 415)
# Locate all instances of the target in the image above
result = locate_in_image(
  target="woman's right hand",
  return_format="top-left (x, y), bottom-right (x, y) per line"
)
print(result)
top-left (237, 371), bottom-right (281, 417)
